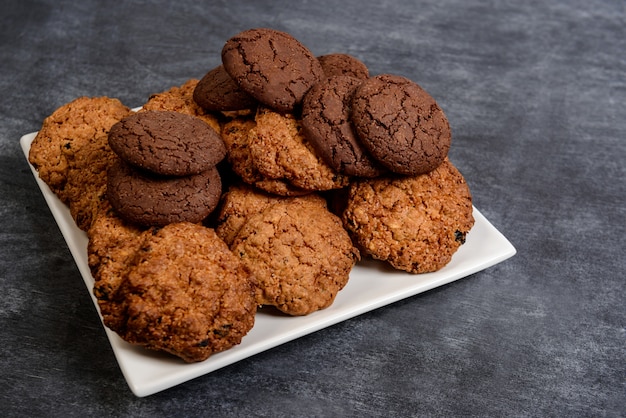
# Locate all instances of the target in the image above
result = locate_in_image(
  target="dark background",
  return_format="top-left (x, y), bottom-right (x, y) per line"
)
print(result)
top-left (1, 0), bottom-right (624, 416)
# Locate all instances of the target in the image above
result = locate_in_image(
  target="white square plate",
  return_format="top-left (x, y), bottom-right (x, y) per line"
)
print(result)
top-left (21, 132), bottom-right (516, 397)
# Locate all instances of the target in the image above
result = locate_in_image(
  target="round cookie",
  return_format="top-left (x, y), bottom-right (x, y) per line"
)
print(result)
top-left (107, 159), bottom-right (222, 226)
top-left (216, 183), bottom-right (328, 246)
top-left (220, 116), bottom-right (311, 196)
top-left (249, 107), bottom-right (350, 191)
top-left (342, 159), bottom-right (474, 273)
top-left (301, 75), bottom-right (385, 177)
top-left (230, 197), bottom-right (359, 316)
top-left (108, 110), bottom-right (226, 176)
top-left (318, 53), bottom-right (369, 79)
top-left (221, 28), bottom-right (324, 113)
top-left (141, 78), bottom-right (221, 134)
top-left (94, 221), bottom-right (257, 362)
top-left (351, 74), bottom-right (451, 175)
top-left (193, 65), bottom-right (257, 111)
top-left (28, 96), bottom-right (131, 202)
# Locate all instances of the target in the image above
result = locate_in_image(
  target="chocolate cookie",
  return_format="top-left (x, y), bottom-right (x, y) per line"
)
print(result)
top-left (107, 159), bottom-right (222, 226)
top-left (301, 75), bottom-right (385, 177)
top-left (193, 65), bottom-right (257, 111)
top-left (230, 196), bottom-right (359, 316)
top-left (318, 53), bottom-right (369, 79)
top-left (351, 74), bottom-right (451, 175)
top-left (342, 159), bottom-right (474, 273)
top-left (92, 221), bottom-right (257, 362)
top-left (142, 79), bottom-right (221, 134)
top-left (221, 28), bottom-right (324, 113)
top-left (108, 110), bottom-right (226, 176)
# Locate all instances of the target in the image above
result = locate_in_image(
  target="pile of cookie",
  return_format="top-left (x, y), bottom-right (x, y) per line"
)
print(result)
top-left (28, 28), bottom-right (474, 363)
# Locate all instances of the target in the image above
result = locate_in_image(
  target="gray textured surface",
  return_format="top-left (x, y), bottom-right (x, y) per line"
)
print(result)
top-left (1, 0), bottom-right (624, 416)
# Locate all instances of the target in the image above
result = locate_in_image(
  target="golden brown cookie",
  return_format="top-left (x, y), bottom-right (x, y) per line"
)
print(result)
top-left (342, 159), bottom-right (474, 273)
top-left (215, 183), bottom-right (328, 246)
top-left (229, 195), bottom-right (359, 316)
top-left (249, 107), bottom-right (350, 191)
top-left (91, 220), bottom-right (257, 362)
top-left (220, 116), bottom-right (311, 196)
top-left (141, 78), bottom-right (221, 134)
top-left (28, 96), bottom-right (132, 230)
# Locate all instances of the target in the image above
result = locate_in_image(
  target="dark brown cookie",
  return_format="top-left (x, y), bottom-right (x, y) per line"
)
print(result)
top-left (108, 110), bottom-right (226, 176)
top-left (318, 53), bottom-right (369, 79)
top-left (221, 28), bottom-right (324, 113)
top-left (351, 74), bottom-right (451, 175)
top-left (193, 65), bottom-right (257, 111)
top-left (301, 75), bottom-right (385, 177)
top-left (92, 221), bottom-right (257, 362)
top-left (107, 159), bottom-right (222, 226)
top-left (342, 159), bottom-right (474, 273)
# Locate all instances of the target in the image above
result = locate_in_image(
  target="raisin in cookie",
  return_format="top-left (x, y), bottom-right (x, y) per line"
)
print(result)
top-left (230, 196), bottom-right (359, 316)
top-left (342, 159), bottom-right (474, 273)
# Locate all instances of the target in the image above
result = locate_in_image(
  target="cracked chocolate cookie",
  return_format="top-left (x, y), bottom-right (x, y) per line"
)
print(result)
top-left (351, 74), bottom-right (451, 175)
top-left (342, 159), bottom-right (474, 273)
top-left (318, 53), bottom-right (369, 79)
top-left (193, 65), bottom-right (257, 111)
top-left (107, 159), bottom-right (222, 226)
top-left (108, 110), bottom-right (226, 177)
top-left (221, 28), bottom-right (324, 113)
top-left (301, 75), bottom-right (385, 177)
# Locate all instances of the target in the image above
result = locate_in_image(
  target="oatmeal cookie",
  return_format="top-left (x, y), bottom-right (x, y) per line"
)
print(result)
top-left (92, 221), bottom-right (257, 362)
top-left (220, 116), bottom-right (311, 196)
top-left (141, 78), bottom-right (221, 134)
top-left (342, 159), bottom-right (474, 273)
top-left (249, 107), bottom-right (350, 191)
top-left (230, 196), bottom-right (359, 316)
top-left (216, 183), bottom-right (328, 246)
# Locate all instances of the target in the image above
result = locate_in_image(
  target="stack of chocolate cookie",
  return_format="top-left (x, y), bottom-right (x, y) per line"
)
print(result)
top-left (106, 110), bottom-right (226, 227)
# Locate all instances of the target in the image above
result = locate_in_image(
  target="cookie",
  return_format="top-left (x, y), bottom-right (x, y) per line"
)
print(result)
top-left (351, 74), bottom-right (451, 175)
top-left (342, 159), bottom-right (474, 273)
top-left (301, 75), bottom-right (385, 178)
top-left (216, 183), bottom-right (328, 246)
top-left (107, 159), bottom-right (222, 226)
top-left (28, 96), bottom-right (131, 203)
top-left (220, 116), bottom-right (311, 196)
top-left (141, 78), bottom-right (221, 134)
top-left (230, 196), bottom-right (359, 316)
top-left (221, 28), bottom-right (324, 113)
top-left (108, 110), bottom-right (226, 176)
top-left (193, 65), bottom-right (257, 111)
top-left (318, 53), bottom-right (369, 79)
top-left (92, 221), bottom-right (257, 362)
top-left (249, 107), bottom-right (350, 191)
